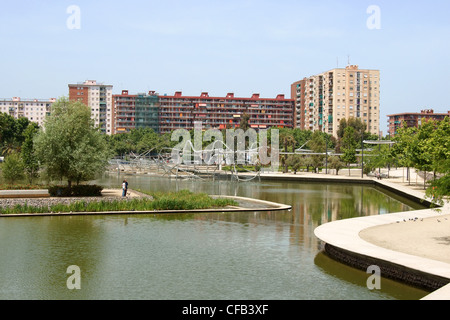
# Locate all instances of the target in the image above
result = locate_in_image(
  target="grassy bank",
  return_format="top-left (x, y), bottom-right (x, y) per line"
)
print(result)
top-left (0, 190), bottom-right (238, 215)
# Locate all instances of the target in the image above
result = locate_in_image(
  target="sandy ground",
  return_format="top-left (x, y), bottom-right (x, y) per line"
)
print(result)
top-left (101, 188), bottom-right (144, 198)
top-left (359, 214), bottom-right (450, 264)
top-left (356, 168), bottom-right (450, 265)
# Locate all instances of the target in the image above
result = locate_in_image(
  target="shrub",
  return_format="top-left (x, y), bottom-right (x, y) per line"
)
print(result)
top-left (1, 153), bottom-right (24, 184)
top-left (48, 184), bottom-right (103, 197)
top-left (72, 185), bottom-right (103, 197)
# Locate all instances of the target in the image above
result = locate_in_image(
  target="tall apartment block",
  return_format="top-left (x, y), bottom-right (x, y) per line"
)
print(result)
top-left (68, 80), bottom-right (114, 134)
top-left (387, 109), bottom-right (450, 136)
top-left (0, 97), bottom-right (56, 127)
top-left (291, 65), bottom-right (380, 137)
top-left (112, 90), bottom-right (159, 134)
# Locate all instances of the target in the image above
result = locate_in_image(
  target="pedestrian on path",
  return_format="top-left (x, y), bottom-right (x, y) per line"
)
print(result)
top-left (122, 179), bottom-right (128, 197)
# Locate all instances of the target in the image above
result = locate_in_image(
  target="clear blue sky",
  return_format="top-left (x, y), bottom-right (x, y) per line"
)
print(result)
top-left (1, 0), bottom-right (449, 134)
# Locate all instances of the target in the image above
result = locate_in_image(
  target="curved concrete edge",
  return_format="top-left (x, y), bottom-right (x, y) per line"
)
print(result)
top-left (211, 195), bottom-right (292, 210)
top-left (314, 209), bottom-right (450, 300)
top-left (0, 195), bottom-right (291, 218)
top-left (0, 189), bottom-right (50, 198)
top-left (421, 283), bottom-right (450, 300)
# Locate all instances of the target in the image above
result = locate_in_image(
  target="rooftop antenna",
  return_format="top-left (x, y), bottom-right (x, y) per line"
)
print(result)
top-left (347, 54), bottom-right (350, 66)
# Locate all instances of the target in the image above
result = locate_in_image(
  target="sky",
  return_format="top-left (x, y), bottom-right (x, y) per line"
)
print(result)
top-left (1, 0), bottom-right (450, 134)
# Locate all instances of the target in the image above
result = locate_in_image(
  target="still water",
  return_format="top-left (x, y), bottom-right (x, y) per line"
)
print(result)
top-left (0, 173), bottom-right (430, 300)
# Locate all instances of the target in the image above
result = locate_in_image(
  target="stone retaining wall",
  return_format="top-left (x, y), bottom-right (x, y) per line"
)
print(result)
top-left (324, 243), bottom-right (449, 292)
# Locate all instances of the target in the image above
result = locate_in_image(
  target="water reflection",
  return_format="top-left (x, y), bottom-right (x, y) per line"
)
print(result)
top-left (314, 252), bottom-right (430, 300)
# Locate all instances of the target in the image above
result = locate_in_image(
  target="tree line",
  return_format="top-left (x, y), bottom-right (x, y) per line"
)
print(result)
top-left (1, 98), bottom-right (448, 204)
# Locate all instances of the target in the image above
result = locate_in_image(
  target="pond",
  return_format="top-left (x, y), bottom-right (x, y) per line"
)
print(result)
top-left (0, 173), bottom-right (430, 300)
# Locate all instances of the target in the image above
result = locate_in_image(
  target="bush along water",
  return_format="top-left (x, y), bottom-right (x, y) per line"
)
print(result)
top-left (48, 185), bottom-right (103, 197)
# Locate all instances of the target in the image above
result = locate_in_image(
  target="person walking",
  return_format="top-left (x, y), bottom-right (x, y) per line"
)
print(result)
top-left (122, 179), bottom-right (128, 197)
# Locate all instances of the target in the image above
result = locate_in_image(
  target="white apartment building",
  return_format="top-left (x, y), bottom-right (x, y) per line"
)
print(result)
top-left (291, 65), bottom-right (380, 137)
top-left (0, 97), bottom-right (56, 127)
top-left (68, 80), bottom-right (114, 134)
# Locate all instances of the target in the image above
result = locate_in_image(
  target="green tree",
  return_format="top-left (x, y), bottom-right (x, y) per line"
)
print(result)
top-left (365, 144), bottom-right (394, 177)
top-left (336, 117), bottom-right (367, 153)
top-left (422, 117), bottom-right (450, 202)
top-left (337, 117), bottom-right (367, 140)
top-left (21, 124), bottom-right (40, 184)
top-left (424, 117), bottom-right (450, 178)
top-left (1, 152), bottom-right (24, 184)
top-left (392, 125), bottom-right (417, 184)
top-left (341, 126), bottom-right (358, 176)
top-left (239, 112), bottom-right (250, 132)
top-left (328, 156), bottom-right (345, 175)
top-left (308, 131), bottom-right (326, 173)
top-left (0, 113), bottom-right (31, 156)
top-left (280, 130), bottom-right (296, 173)
top-left (426, 173), bottom-right (450, 207)
top-left (292, 128), bottom-right (312, 150)
top-left (34, 97), bottom-right (111, 189)
top-left (286, 154), bottom-right (302, 174)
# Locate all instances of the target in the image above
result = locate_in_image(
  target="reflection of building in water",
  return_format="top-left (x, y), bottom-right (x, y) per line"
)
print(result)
top-left (288, 185), bottom-right (414, 251)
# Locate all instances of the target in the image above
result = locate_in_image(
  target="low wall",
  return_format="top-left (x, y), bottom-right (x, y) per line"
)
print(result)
top-left (0, 190), bottom-right (50, 199)
top-left (324, 243), bottom-right (449, 291)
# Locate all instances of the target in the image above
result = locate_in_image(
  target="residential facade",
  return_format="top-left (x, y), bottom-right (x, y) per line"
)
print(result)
top-left (291, 65), bottom-right (380, 137)
top-left (0, 97), bottom-right (56, 127)
top-left (68, 80), bottom-right (114, 134)
top-left (387, 109), bottom-right (450, 136)
top-left (112, 90), bottom-right (294, 134)
top-left (157, 91), bottom-right (294, 134)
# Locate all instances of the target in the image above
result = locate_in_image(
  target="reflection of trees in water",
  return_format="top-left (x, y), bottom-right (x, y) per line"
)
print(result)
top-left (290, 184), bottom-right (416, 224)
top-left (13, 216), bottom-right (106, 299)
